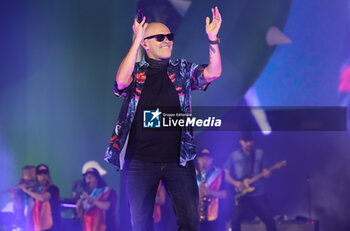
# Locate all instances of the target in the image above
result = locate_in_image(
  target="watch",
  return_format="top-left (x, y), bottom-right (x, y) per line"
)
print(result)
top-left (209, 37), bottom-right (220, 45)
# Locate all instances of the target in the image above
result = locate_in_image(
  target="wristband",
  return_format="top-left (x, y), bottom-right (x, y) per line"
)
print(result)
top-left (209, 37), bottom-right (220, 45)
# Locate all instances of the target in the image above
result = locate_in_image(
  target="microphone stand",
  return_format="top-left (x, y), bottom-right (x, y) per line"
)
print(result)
top-left (306, 175), bottom-right (312, 223)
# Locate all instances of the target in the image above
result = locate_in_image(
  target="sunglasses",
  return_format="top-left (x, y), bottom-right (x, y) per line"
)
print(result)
top-left (37, 169), bottom-right (49, 175)
top-left (144, 33), bottom-right (174, 42)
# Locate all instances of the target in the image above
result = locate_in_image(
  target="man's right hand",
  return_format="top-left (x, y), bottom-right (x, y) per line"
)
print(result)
top-left (132, 16), bottom-right (148, 44)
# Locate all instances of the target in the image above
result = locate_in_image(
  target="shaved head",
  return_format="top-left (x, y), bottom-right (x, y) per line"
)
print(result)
top-left (145, 23), bottom-right (171, 38)
top-left (141, 22), bottom-right (173, 61)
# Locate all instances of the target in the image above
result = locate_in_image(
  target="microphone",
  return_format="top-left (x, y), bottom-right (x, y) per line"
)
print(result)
top-left (137, 9), bottom-right (144, 23)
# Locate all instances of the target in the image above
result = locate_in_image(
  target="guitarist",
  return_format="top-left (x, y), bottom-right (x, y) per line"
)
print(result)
top-left (223, 132), bottom-right (277, 231)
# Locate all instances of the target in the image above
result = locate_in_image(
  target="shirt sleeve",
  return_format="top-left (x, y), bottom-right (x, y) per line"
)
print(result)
top-left (113, 79), bottom-right (133, 98)
top-left (189, 63), bottom-right (210, 91)
top-left (113, 64), bottom-right (138, 98)
top-left (223, 154), bottom-right (233, 171)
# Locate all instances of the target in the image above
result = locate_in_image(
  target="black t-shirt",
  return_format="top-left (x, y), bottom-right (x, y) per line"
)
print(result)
top-left (126, 56), bottom-right (182, 162)
top-left (46, 185), bottom-right (60, 231)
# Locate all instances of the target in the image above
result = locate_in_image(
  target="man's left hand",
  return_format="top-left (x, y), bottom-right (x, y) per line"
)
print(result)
top-left (82, 192), bottom-right (94, 202)
top-left (206, 6), bottom-right (222, 41)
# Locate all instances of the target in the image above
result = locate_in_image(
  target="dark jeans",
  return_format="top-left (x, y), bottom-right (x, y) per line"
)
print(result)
top-left (231, 195), bottom-right (276, 231)
top-left (125, 159), bottom-right (199, 231)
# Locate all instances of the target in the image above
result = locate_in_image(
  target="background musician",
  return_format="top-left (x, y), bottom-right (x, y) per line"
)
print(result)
top-left (18, 164), bottom-right (61, 231)
top-left (76, 168), bottom-right (117, 231)
top-left (223, 132), bottom-right (276, 231)
top-left (4, 165), bottom-right (36, 230)
top-left (196, 149), bottom-right (227, 231)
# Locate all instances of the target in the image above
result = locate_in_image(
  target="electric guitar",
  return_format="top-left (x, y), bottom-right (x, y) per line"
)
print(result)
top-left (234, 160), bottom-right (287, 204)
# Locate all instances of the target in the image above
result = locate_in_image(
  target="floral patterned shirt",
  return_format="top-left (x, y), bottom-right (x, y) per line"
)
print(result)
top-left (104, 56), bottom-right (209, 170)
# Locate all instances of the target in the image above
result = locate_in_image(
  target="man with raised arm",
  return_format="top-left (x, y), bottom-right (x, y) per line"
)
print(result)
top-left (105, 7), bottom-right (222, 231)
